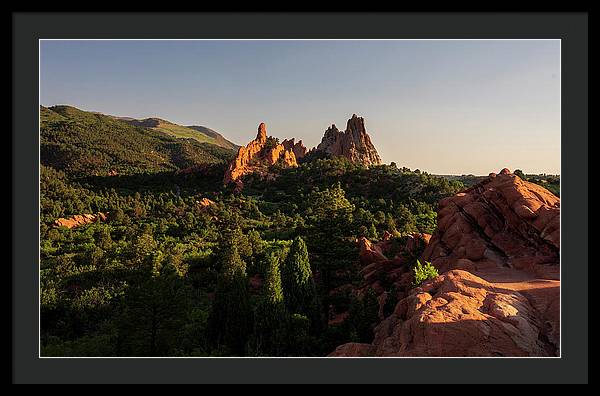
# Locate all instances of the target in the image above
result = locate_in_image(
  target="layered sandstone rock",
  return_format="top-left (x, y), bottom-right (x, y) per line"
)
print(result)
top-left (329, 169), bottom-right (560, 357)
top-left (223, 123), bottom-right (299, 188)
top-left (330, 270), bottom-right (559, 357)
top-left (53, 212), bottom-right (108, 229)
top-left (421, 169), bottom-right (560, 278)
top-left (316, 114), bottom-right (382, 166)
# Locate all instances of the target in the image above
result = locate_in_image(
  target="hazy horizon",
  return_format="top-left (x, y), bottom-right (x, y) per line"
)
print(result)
top-left (40, 40), bottom-right (560, 175)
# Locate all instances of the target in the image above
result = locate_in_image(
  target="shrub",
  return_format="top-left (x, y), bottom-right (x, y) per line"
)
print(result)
top-left (412, 259), bottom-right (439, 286)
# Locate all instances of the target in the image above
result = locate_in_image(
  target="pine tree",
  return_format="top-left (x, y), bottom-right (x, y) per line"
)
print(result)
top-left (348, 288), bottom-right (380, 343)
top-left (117, 262), bottom-right (189, 356)
top-left (207, 243), bottom-right (251, 355)
top-left (251, 252), bottom-right (287, 356)
top-left (368, 223), bottom-right (378, 239)
top-left (281, 237), bottom-right (321, 332)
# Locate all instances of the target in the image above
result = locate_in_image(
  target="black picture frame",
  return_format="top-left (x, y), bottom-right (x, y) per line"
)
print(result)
top-left (12, 12), bottom-right (588, 384)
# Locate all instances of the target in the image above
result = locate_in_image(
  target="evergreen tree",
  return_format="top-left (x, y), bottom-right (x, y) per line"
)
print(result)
top-left (250, 252), bottom-right (287, 356)
top-left (368, 223), bottom-right (378, 239)
top-left (348, 288), bottom-right (380, 343)
top-left (281, 237), bottom-right (321, 331)
top-left (207, 243), bottom-right (251, 355)
top-left (117, 263), bottom-right (189, 356)
top-left (304, 184), bottom-right (355, 327)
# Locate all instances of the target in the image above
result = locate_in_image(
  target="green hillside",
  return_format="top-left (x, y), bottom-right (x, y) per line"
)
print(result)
top-left (41, 105), bottom-right (235, 177)
top-left (186, 125), bottom-right (238, 150)
top-left (122, 117), bottom-right (237, 149)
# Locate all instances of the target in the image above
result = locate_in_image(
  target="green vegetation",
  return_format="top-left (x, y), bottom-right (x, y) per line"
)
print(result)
top-left (207, 240), bottom-right (252, 354)
top-left (41, 105), bottom-right (235, 177)
top-left (40, 106), bottom-right (468, 356)
top-left (124, 117), bottom-right (237, 149)
top-left (412, 259), bottom-right (439, 286)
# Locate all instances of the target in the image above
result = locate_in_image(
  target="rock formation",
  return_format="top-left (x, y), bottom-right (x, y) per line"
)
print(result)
top-left (316, 114), bottom-right (382, 166)
top-left (329, 169), bottom-right (560, 357)
top-left (53, 212), bottom-right (108, 229)
top-left (421, 168), bottom-right (560, 278)
top-left (330, 269), bottom-right (559, 357)
top-left (223, 115), bottom-right (383, 189)
top-left (326, 232), bottom-right (431, 325)
top-left (196, 197), bottom-right (215, 210)
top-left (282, 138), bottom-right (308, 161)
top-left (357, 233), bottom-right (431, 296)
top-left (223, 123), bottom-right (300, 189)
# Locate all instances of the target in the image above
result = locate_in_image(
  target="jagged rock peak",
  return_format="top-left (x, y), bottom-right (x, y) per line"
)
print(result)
top-left (346, 114), bottom-right (365, 135)
top-left (223, 122), bottom-right (300, 189)
top-left (257, 122), bottom-right (267, 143)
top-left (316, 114), bottom-right (382, 166)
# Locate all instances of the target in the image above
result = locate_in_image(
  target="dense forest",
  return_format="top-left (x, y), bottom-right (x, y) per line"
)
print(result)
top-left (40, 106), bottom-right (559, 356)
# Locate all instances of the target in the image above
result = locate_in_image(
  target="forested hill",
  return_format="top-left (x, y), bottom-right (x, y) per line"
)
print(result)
top-left (40, 105), bottom-right (236, 177)
top-left (120, 117), bottom-right (238, 150)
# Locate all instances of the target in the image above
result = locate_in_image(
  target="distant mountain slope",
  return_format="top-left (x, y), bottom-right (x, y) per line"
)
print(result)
top-left (41, 105), bottom-right (235, 177)
top-left (186, 125), bottom-right (238, 150)
top-left (120, 117), bottom-right (237, 149)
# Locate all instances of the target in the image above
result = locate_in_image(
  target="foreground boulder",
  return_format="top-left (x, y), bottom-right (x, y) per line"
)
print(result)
top-left (53, 212), bottom-right (108, 229)
top-left (422, 169), bottom-right (560, 278)
top-left (330, 269), bottom-right (559, 357)
top-left (316, 114), bottom-right (382, 166)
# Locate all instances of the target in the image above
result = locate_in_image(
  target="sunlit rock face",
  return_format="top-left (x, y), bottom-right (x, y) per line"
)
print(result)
top-left (54, 212), bottom-right (108, 229)
top-left (223, 123), bottom-right (299, 189)
top-left (330, 269), bottom-right (559, 357)
top-left (421, 169), bottom-right (560, 277)
top-left (316, 114), bottom-right (382, 166)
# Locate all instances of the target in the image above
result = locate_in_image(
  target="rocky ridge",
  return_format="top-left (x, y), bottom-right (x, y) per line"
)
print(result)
top-left (223, 114), bottom-right (381, 189)
top-left (329, 169), bottom-right (560, 357)
top-left (422, 168), bottom-right (560, 278)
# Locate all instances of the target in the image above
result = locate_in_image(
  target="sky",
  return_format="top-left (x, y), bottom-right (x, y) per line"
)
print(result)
top-left (40, 40), bottom-right (560, 175)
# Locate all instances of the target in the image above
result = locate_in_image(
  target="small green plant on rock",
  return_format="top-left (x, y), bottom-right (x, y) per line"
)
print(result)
top-left (412, 259), bottom-right (439, 286)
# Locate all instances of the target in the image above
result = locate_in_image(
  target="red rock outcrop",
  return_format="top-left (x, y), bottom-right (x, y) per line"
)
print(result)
top-left (330, 269), bottom-right (559, 357)
top-left (53, 212), bottom-right (108, 229)
top-left (196, 198), bottom-right (216, 212)
top-left (357, 233), bottom-right (431, 289)
top-left (326, 233), bottom-right (432, 325)
top-left (329, 169), bottom-right (560, 357)
top-left (223, 123), bottom-right (299, 188)
top-left (282, 138), bottom-right (308, 161)
top-left (316, 114), bottom-right (382, 166)
top-left (421, 169), bottom-right (560, 278)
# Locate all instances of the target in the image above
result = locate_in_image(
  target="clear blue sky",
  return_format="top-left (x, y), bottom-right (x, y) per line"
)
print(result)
top-left (40, 40), bottom-right (560, 175)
